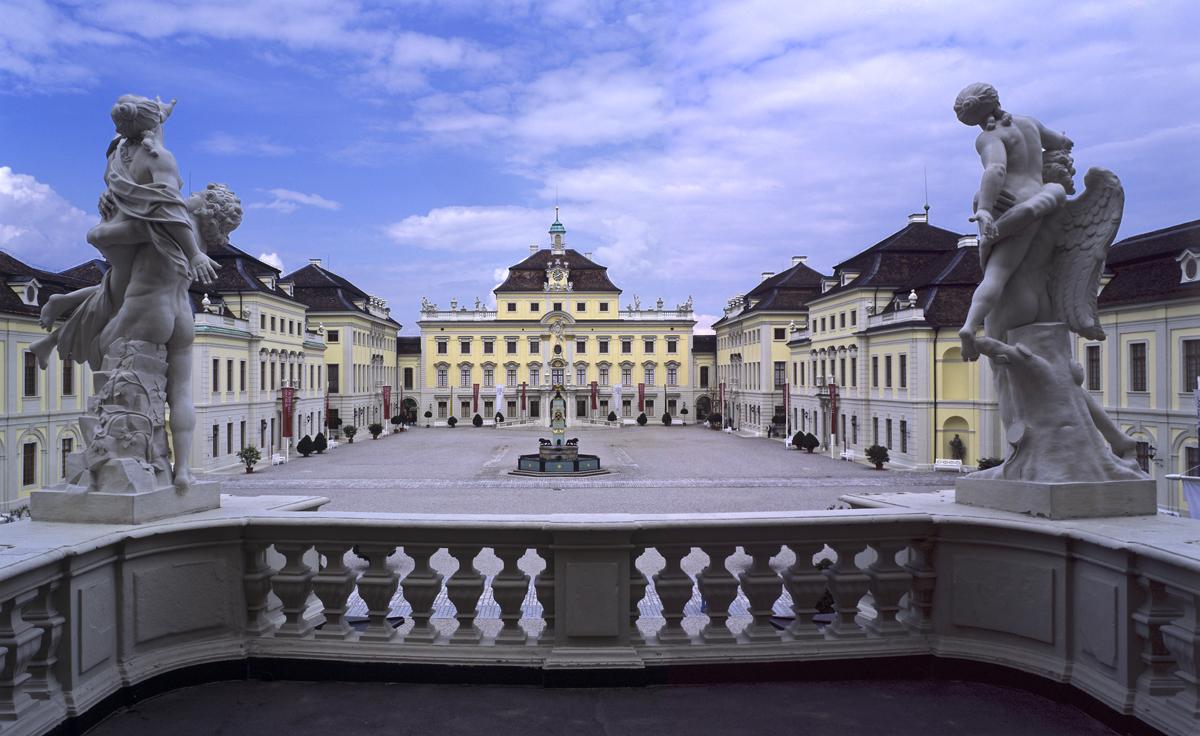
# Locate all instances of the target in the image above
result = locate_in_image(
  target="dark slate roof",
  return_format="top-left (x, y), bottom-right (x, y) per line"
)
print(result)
top-left (868, 245), bottom-right (982, 329)
top-left (1099, 219), bottom-right (1200, 307)
top-left (712, 259), bottom-right (826, 328)
top-left (692, 334), bottom-right (716, 353)
top-left (0, 251), bottom-right (98, 319)
top-left (815, 221), bottom-right (964, 301)
top-left (397, 336), bottom-right (422, 355)
top-left (187, 241), bottom-right (302, 306)
top-left (494, 248), bottom-right (620, 293)
top-left (283, 262), bottom-right (400, 327)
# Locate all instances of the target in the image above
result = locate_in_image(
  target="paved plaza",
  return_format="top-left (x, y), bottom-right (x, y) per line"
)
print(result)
top-left (213, 424), bottom-right (950, 514)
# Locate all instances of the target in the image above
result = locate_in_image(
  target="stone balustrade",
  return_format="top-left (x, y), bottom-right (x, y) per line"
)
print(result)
top-left (0, 492), bottom-right (1199, 734)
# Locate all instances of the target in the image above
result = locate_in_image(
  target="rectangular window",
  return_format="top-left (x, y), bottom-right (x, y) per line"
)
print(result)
top-left (438, 401), bottom-right (447, 418)
top-left (885, 355), bottom-right (893, 388)
top-left (700, 366), bottom-right (709, 387)
top-left (600, 302), bottom-right (609, 312)
top-left (506, 368), bottom-right (517, 385)
top-left (1186, 340), bottom-right (1200, 392)
top-left (326, 329), bottom-right (339, 343)
top-left (551, 367), bottom-right (564, 385)
top-left (600, 366), bottom-right (610, 386)
top-left (212, 425), bottom-right (220, 458)
top-left (530, 340), bottom-right (540, 353)
top-left (240, 361), bottom-right (247, 391)
top-left (576, 339), bottom-right (586, 352)
top-left (61, 358), bottom-right (74, 396)
top-left (60, 437), bottom-right (73, 479)
top-left (621, 340), bottom-right (632, 354)
top-left (622, 399), bottom-right (631, 417)
top-left (851, 311), bottom-right (857, 326)
top-left (667, 366), bottom-right (677, 386)
top-left (23, 351), bottom-right (37, 397)
top-left (531, 367), bottom-right (541, 385)
top-left (840, 313), bottom-right (846, 329)
top-left (899, 354), bottom-right (907, 389)
top-left (871, 356), bottom-right (879, 388)
top-left (644, 339), bottom-right (655, 353)
top-left (507, 302), bottom-right (516, 312)
top-left (886, 418), bottom-right (893, 449)
top-left (530, 399), bottom-right (541, 418)
top-left (774, 328), bottom-right (785, 340)
top-left (227, 359), bottom-right (234, 392)
top-left (799, 363), bottom-right (805, 386)
top-left (1129, 342), bottom-right (1147, 392)
top-left (212, 359), bottom-right (220, 391)
top-left (506, 340), bottom-right (517, 354)
top-left (460, 340), bottom-right (471, 354)
top-left (645, 399), bottom-right (655, 415)
top-left (667, 340), bottom-right (678, 354)
top-left (461, 401), bottom-right (471, 419)
top-left (483, 341), bottom-right (494, 354)
top-left (850, 356), bottom-right (857, 387)
top-left (644, 366), bottom-right (655, 385)
top-left (576, 302), bottom-right (586, 312)
top-left (1086, 345), bottom-right (1101, 390)
top-left (599, 340), bottom-right (609, 354)
top-left (437, 341), bottom-right (448, 355)
top-left (576, 366), bottom-right (586, 384)
top-left (900, 420), bottom-right (908, 453)
top-left (240, 421), bottom-right (246, 450)
top-left (820, 317), bottom-right (826, 331)
top-left (484, 368), bottom-right (494, 387)
top-left (530, 303), bottom-right (540, 312)
top-left (852, 416), bottom-right (859, 445)
top-left (22, 442), bottom-right (36, 486)
top-left (261, 314), bottom-right (266, 330)
top-left (839, 358), bottom-right (846, 386)
top-left (227, 422), bottom-right (233, 454)
top-left (271, 316), bottom-right (276, 331)
top-left (774, 361), bottom-right (786, 387)
top-left (553, 302), bottom-right (562, 312)
top-left (621, 367), bottom-right (632, 385)
top-left (872, 417), bottom-right (879, 445)
top-left (460, 368), bottom-right (471, 388)
top-left (270, 362), bottom-right (276, 390)
top-left (329, 364), bottom-right (341, 393)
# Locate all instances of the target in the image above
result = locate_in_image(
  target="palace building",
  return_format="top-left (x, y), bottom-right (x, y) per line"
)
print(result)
top-left (415, 211), bottom-right (701, 427)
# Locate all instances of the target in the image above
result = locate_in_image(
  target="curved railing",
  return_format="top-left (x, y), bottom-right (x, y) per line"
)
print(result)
top-left (0, 494), bottom-right (1197, 735)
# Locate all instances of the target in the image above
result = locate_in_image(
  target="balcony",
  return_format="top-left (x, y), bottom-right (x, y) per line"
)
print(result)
top-left (0, 492), bottom-right (1196, 734)
top-left (866, 306), bottom-right (925, 330)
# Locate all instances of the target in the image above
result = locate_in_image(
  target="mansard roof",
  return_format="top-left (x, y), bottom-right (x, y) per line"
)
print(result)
top-left (868, 244), bottom-right (983, 329)
top-left (0, 250), bottom-right (97, 319)
top-left (816, 220), bottom-right (964, 301)
top-left (397, 336), bottom-right (422, 355)
top-left (494, 248), bottom-right (620, 293)
top-left (189, 241), bottom-right (303, 305)
top-left (283, 262), bottom-right (399, 326)
top-left (712, 259), bottom-right (826, 329)
top-left (1099, 218), bottom-right (1200, 307)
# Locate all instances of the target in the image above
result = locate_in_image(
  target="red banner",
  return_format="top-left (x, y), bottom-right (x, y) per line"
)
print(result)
top-left (473, 383), bottom-right (479, 413)
top-left (382, 385), bottom-right (391, 420)
top-left (520, 382), bottom-right (526, 412)
top-left (829, 383), bottom-right (839, 437)
top-left (637, 382), bottom-right (645, 412)
top-left (590, 381), bottom-right (598, 410)
top-left (281, 386), bottom-right (296, 438)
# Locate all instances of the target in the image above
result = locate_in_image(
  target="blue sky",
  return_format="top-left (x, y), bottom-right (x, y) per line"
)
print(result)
top-left (2, 1), bottom-right (1198, 333)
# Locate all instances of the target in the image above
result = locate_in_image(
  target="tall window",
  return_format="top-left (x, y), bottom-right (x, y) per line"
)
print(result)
top-left (621, 340), bottom-right (632, 354)
top-left (885, 355), bottom-right (893, 388)
top-left (506, 340), bottom-right (517, 354)
top-left (460, 339), bottom-right (471, 354)
top-left (551, 367), bottom-right (564, 385)
top-left (850, 356), bottom-right (857, 387)
top-left (227, 360), bottom-right (234, 392)
top-left (460, 367), bottom-right (471, 387)
top-left (872, 417), bottom-right (879, 445)
top-left (1129, 342), bottom-right (1147, 392)
top-left (644, 366), bottom-right (655, 385)
top-left (576, 366), bottom-right (586, 384)
top-left (483, 368), bottom-right (494, 387)
top-left (530, 368), bottom-right (540, 385)
top-left (885, 418), bottom-right (893, 449)
top-left (839, 358), bottom-right (846, 386)
top-left (1086, 345), bottom-right (1101, 390)
top-left (23, 351), bottom-right (38, 397)
top-left (667, 340), bottom-right (678, 354)
top-left (212, 359), bottom-right (220, 391)
top-left (61, 437), bottom-right (73, 479)
top-left (506, 368), bottom-right (517, 385)
top-left (22, 442), bottom-right (36, 486)
top-left (1185, 340), bottom-right (1200, 392)
top-left (212, 425), bottom-right (220, 458)
top-left (899, 420), bottom-right (908, 453)
top-left (899, 354), bottom-right (907, 389)
top-left (667, 366), bottom-right (678, 386)
top-left (599, 340), bottom-right (609, 354)
top-left (483, 341), bottom-right (494, 355)
top-left (404, 367), bottom-right (414, 389)
top-left (529, 340), bottom-right (540, 353)
top-left (61, 358), bottom-right (74, 396)
top-left (700, 366), bottom-right (709, 387)
top-left (773, 361), bottom-right (786, 387)
top-left (871, 356), bottom-right (879, 388)
top-left (227, 422), bottom-right (233, 454)
top-left (240, 361), bottom-right (247, 391)
top-left (621, 367), bottom-right (632, 385)
top-left (576, 340), bottom-right (587, 353)
top-left (644, 339), bottom-right (655, 353)
top-left (600, 366), bottom-right (610, 386)
top-left (328, 364), bottom-right (341, 393)
top-left (437, 341), bottom-right (448, 355)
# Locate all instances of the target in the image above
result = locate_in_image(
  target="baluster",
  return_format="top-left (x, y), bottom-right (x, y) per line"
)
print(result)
top-left (357, 545), bottom-right (399, 642)
top-left (899, 539), bottom-right (936, 635)
top-left (272, 543), bottom-right (316, 638)
top-left (535, 546), bottom-right (556, 643)
top-left (781, 543), bottom-right (827, 640)
top-left (824, 541), bottom-right (870, 638)
top-left (23, 582), bottom-right (63, 701)
top-left (696, 544), bottom-right (738, 644)
top-left (1133, 576), bottom-right (1183, 697)
top-left (629, 547), bottom-right (648, 645)
top-left (401, 545), bottom-right (443, 644)
top-left (863, 540), bottom-right (910, 637)
top-left (492, 546), bottom-right (531, 645)
top-left (1161, 587), bottom-right (1200, 722)
top-left (243, 542), bottom-right (277, 636)
top-left (653, 546), bottom-right (694, 645)
top-left (446, 545), bottom-right (485, 643)
top-left (0, 590), bottom-right (41, 721)
top-left (313, 544), bottom-right (357, 641)
top-left (738, 544), bottom-right (783, 643)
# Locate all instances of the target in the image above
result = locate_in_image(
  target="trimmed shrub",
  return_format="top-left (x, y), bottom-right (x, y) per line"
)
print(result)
top-left (661, 412), bottom-right (672, 426)
top-left (866, 444), bottom-right (890, 469)
top-left (707, 412), bottom-right (722, 428)
top-left (390, 414), bottom-right (403, 428)
top-left (447, 416), bottom-right (458, 428)
top-left (343, 425), bottom-right (357, 443)
top-left (237, 446), bottom-right (261, 472)
top-left (368, 423), bottom-right (383, 439)
top-left (314, 433), bottom-right (327, 453)
top-left (296, 435), bottom-right (314, 457)
top-left (472, 413), bottom-right (483, 427)
top-left (636, 412), bottom-right (648, 426)
top-left (495, 412), bottom-right (505, 423)
top-left (423, 410), bottom-right (433, 418)
top-left (794, 432), bottom-right (820, 453)
top-left (327, 415), bottom-right (343, 430)
top-left (977, 457), bottom-right (1003, 470)
top-left (607, 411), bottom-right (618, 422)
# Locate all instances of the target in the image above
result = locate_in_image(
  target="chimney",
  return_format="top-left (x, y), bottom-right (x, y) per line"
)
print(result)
top-left (957, 235), bottom-right (978, 249)
top-left (308, 258), bottom-right (322, 267)
top-left (907, 212), bottom-right (928, 224)
top-left (584, 252), bottom-right (593, 260)
top-left (529, 244), bottom-right (538, 255)
top-left (791, 255), bottom-right (807, 267)
top-left (761, 272), bottom-right (774, 281)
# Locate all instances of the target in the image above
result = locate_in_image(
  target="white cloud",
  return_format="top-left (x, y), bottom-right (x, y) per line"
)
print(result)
top-left (258, 251), bottom-right (284, 271)
top-left (0, 0), bottom-right (126, 89)
top-left (693, 313), bottom-right (719, 335)
top-left (248, 189), bottom-right (341, 214)
top-left (386, 206), bottom-right (548, 252)
top-left (199, 133), bottom-right (294, 157)
top-left (0, 166), bottom-right (92, 268)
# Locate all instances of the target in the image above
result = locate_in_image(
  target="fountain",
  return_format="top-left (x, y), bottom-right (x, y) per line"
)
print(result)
top-left (512, 388), bottom-right (609, 476)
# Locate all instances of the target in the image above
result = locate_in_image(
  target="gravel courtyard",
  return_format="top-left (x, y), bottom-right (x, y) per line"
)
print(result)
top-left (213, 425), bottom-right (950, 513)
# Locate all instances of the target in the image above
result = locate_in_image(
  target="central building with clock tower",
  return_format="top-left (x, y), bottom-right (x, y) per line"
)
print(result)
top-left (415, 211), bottom-right (707, 427)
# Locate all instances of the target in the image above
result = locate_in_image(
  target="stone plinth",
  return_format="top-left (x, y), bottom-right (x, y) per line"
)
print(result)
top-left (955, 477), bottom-right (1156, 520)
top-left (30, 481), bottom-right (221, 525)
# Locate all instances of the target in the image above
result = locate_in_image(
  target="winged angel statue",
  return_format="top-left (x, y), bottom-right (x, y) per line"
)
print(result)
top-left (953, 83), bottom-right (1144, 482)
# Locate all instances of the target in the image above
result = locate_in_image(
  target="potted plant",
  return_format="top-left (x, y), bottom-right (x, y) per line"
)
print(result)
top-left (390, 414), bottom-right (403, 432)
top-left (472, 413), bottom-right (483, 427)
top-left (368, 423), bottom-right (383, 439)
top-left (636, 412), bottom-right (648, 426)
top-left (865, 444), bottom-right (890, 470)
top-left (607, 411), bottom-right (618, 422)
top-left (313, 432), bottom-right (327, 454)
top-left (237, 446), bottom-right (261, 473)
top-left (424, 409), bottom-right (432, 428)
top-left (296, 435), bottom-right (314, 457)
top-left (343, 425), bottom-right (357, 443)
top-left (447, 416), bottom-right (457, 428)
top-left (661, 411), bottom-right (672, 426)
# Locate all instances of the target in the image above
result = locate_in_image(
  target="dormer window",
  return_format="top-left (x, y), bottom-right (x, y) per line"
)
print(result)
top-left (257, 274), bottom-right (276, 290)
top-left (1178, 250), bottom-right (1200, 283)
top-left (23, 284), bottom-right (36, 306)
top-left (10, 278), bottom-right (41, 306)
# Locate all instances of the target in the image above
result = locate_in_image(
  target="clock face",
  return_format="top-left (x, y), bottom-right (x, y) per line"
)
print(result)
top-left (550, 268), bottom-right (565, 282)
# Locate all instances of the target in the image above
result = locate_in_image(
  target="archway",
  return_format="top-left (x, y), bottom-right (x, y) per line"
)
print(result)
top-left (402, 397), bottom-right (418, 423)
top-left (942, 416), bottom-right (970, 463)
top-left (695, 395), bottom-right (711, 421)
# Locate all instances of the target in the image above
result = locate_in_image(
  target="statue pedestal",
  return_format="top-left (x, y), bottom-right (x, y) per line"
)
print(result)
top-left (955, 478), bottom-right (1156, 520)
top-left (30, 482), bottom-right (221, 525)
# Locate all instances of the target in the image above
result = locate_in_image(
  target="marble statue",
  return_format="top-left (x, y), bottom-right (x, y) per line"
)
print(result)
top-left (952, 83), bottom-right (1145, 489)
top-left (30, 96), bottom-right (230, 520)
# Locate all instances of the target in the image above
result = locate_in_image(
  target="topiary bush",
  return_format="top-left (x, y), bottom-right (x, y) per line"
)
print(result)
top-left (607, 411), bottom-right (618, 422)
top-left (793, 432), bottom-right (820, 453)
top-left (296, 435), bottom-right (314, 457)
top-left (661, 412), bottom-right (672, 426)
top-left (472, 413), bottom-right (483, 427)
top-left (237, 446), bottom-right (261, 473)
top-left (707, 412), bottom-right (722, 429)
top-left (447, 416), bottom-right (457, 428)
top-left (391, 414), bottom-right (403, 429)
top-left (368, 423), bottom-right (383, 439)
top-left (866, 444), bottom-right (890, 469)
top-left (314, 432), bottom-right (327, 453)
top-left (495, 412), bottom-right (505, 423)
top-left (424, 409), bottom-right (432, 427)
top-left (636, 412), bottom-right (648, 426)
top-left (977, 457), bottom-right (1003, 470)
top-left (343, 425), bottom-right (357, 443)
